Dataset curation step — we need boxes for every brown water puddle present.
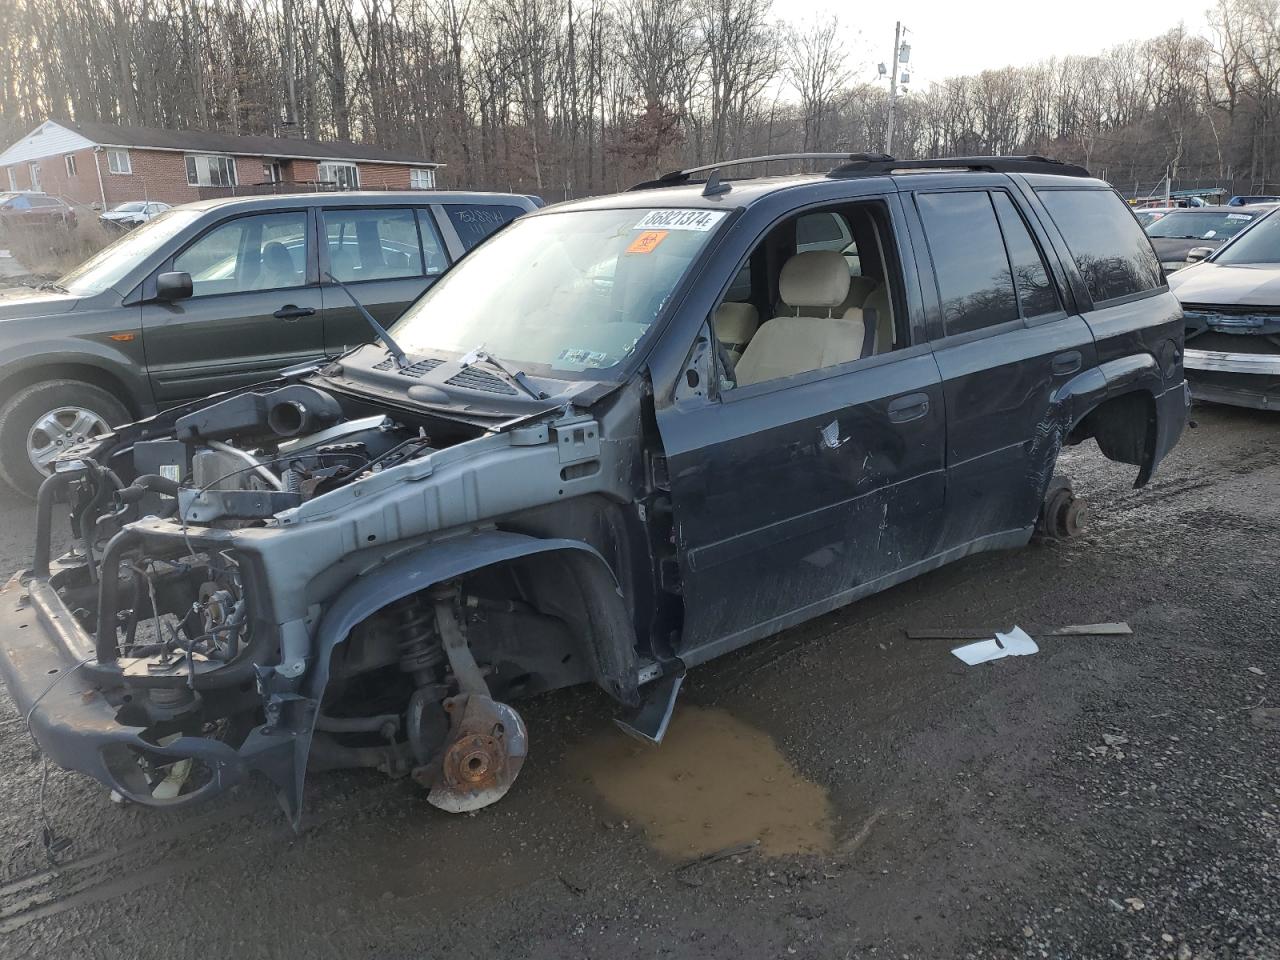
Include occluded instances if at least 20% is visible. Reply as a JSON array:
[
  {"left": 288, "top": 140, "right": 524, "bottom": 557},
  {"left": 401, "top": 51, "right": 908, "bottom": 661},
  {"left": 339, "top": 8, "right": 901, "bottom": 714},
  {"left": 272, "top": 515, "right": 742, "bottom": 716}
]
[{"left": 569, "top": 705, "right": 834, "bottom": 859}]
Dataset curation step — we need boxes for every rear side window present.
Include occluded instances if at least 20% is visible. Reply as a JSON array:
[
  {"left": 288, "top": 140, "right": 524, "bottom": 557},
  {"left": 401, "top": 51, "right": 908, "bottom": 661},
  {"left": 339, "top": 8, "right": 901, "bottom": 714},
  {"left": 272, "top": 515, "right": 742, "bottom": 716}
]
[
  {"left": 1037, "top": 189, "right": 1162, "bottom": 304},
  {"left": 917, "top": 191, "right": 1018, "bottom": 336},
  {"left": 323, "top": 207, "right": 425, "bottom": 283},
  {"left": 443, "top": 203, "right": 526, "bottom": 251},
  {"left": 991, "top": 192, "right": 1060, "bottom": 319}
]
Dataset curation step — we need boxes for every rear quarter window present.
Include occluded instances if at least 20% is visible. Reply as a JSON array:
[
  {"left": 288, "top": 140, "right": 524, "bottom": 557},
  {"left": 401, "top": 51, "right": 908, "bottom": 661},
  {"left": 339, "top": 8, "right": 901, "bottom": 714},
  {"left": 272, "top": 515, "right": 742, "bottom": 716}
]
[
  {"left": 1037, "top": 189, "right": 1163, "bottom": 304},
  {"left": 444, "top": 203, "right": 526, "bottom": 251}
]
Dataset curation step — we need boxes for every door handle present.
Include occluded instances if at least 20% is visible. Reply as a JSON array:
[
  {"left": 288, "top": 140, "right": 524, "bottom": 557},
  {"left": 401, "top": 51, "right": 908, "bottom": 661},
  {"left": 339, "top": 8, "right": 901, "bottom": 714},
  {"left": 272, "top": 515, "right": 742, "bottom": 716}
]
[
  {"left": 887, "top": 392, "right": 930, "bottom": 423},
  {"left": 1051, "top": 350, "right": 1082, "bottom": 376},
  {"left": 273, "top": 305, "right": 316, "bottom": 320}
]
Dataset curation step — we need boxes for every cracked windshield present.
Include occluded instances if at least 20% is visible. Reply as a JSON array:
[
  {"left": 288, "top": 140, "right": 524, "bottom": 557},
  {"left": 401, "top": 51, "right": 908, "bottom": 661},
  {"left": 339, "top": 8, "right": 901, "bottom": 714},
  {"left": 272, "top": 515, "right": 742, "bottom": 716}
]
[{"left": 390, "top": 207, "right": 727, "bottom": 374}]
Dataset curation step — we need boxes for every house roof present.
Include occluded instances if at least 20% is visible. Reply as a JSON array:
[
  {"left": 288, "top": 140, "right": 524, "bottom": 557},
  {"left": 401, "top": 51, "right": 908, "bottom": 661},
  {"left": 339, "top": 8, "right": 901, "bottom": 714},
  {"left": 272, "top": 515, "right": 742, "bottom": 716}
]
[{"left": 0, "top": 119, "right": 439, "bottom": 167}]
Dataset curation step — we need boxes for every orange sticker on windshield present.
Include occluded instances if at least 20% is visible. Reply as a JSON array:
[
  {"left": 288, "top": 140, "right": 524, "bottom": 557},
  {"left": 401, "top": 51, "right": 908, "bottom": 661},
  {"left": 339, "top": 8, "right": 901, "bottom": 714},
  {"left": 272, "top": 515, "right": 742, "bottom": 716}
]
[{"left": 626, "top": 230, "right": 668, "bottom": 255}]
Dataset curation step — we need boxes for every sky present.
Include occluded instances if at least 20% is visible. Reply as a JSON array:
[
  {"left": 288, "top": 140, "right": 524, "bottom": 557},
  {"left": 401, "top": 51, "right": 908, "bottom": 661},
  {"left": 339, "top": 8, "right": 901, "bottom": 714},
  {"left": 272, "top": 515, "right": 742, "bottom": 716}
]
[{"left": 787, "top": 0, "right": 1219, "bottom": 88}]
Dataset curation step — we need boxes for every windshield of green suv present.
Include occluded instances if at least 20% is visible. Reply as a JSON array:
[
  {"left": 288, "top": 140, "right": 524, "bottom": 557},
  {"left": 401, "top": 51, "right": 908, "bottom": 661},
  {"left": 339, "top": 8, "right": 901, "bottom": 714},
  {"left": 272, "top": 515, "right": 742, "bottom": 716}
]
[
  {"left": 1145, "top": 209, "right": 1257, "bottom": 240},
  {"left": 390, "top": 207, "right": 728, "bottom": 375},
  {"left": 1214, "top": 210, "right": 1280, "bottom": 264},
  {"left": 59, "top": 207, "right": 202, "bottom": 295}
]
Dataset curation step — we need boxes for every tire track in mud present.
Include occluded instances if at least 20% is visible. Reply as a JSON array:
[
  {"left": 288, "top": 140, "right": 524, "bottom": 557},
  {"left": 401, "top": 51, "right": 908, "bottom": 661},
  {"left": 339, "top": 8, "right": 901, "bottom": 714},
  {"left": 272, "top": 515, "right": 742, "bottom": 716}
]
[{"left": 0, "top": 779, "right": 413, "bottom": 934}]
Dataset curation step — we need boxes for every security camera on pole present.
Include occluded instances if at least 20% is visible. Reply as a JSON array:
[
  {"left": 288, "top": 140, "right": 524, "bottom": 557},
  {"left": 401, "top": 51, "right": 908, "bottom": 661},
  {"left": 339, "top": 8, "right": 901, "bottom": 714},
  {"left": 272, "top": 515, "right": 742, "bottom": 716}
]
[{"left": 878, "top": 22, "right": 911, "bottom": 155}]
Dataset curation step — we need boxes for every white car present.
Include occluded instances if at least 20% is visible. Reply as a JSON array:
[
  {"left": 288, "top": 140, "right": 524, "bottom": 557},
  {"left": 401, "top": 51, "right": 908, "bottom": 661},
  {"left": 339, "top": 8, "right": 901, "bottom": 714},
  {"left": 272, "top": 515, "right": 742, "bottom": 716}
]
[{"left": 99, "top": 201, "right": 170, "bottom": 228}]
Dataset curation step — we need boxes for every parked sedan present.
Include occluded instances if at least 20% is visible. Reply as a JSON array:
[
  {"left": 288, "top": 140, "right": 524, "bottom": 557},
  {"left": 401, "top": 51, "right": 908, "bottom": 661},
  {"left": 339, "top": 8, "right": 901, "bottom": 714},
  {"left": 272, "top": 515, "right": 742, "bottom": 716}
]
[
  {"left": 0, "top": 190, "right": 537, "bottom": 496},
  {"left": 0, "top": 192, "right": 77, "bottom": 231},
  {"left": 100, "top": 201, "right": 171, "bottom": 229},
  {"left": 1168, "top": 207, "right": 1280, "bottom": 410},
  {"left": 1145, "top": 208, "right": 1263, "bottom": 272}
]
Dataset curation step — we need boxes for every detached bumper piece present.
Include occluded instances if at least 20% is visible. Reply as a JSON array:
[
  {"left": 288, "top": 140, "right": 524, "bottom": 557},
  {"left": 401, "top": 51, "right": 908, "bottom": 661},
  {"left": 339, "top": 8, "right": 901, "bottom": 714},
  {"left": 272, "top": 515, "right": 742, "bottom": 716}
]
[
  {"left": 1184, "top": 348, "right": 1280, "bottom": 410},
  {"left": 0, "top": 574, "right": 295, "bottom": 811}
]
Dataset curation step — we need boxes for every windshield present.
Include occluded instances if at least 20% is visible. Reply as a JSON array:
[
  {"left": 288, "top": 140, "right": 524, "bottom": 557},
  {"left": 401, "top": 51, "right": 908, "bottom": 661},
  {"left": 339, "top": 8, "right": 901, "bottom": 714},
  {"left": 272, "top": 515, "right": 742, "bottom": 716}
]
[
  {"left": 59, "top": 208, "right": 202, "bottom": 295},
  {"left": 1146, "top": 209, "right": 1256, "bottom": 240},
  {"left": 1214, "top": 210, "right": 1280, "bottom": 265},
  {"left": 390, "top": 207, "right": 728, "bottom": 375},
  {"left": 113, "top": 202, "right": 147, "bottom": 213}
]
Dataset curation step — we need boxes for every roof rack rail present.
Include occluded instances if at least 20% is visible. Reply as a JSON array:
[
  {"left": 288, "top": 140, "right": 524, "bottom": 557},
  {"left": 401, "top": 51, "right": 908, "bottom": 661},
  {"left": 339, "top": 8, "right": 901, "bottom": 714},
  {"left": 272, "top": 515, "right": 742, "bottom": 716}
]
[
  {"left": 629, "top": 153, "right": 894, "bottom": 191},
  {"left": 826, "top": 154, "right": 1091, "bottom": 178}
]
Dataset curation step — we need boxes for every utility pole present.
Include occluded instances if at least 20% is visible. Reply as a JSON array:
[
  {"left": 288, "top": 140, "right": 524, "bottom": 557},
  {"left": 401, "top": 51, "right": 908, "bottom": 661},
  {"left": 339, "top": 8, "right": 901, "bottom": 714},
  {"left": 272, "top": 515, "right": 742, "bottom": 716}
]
[{"left": 886, "top": 20, "right": 902, "bottom": 155}]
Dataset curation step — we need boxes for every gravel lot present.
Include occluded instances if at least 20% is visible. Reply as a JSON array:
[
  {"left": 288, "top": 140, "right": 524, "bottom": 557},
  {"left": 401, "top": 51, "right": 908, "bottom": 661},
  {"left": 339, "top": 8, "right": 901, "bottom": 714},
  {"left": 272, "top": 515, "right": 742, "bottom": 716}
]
[{"left": 0, "top": 400, "right": 1276, "bottom": 959}]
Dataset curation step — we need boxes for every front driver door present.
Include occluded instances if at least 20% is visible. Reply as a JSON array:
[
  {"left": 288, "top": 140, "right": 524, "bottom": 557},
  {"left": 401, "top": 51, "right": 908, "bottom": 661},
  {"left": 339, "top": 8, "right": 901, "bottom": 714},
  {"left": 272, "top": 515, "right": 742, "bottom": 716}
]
[{"left": 141, "top": 209, "right": 326, "bottom": 404}]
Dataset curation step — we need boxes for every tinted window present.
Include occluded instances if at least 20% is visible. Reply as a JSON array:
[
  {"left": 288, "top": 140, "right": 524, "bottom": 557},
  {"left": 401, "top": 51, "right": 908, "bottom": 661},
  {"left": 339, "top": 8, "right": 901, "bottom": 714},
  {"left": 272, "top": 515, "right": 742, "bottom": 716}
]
[
  {"left": 918, "top": 191, "right": 1018, "bottom": 335},
  {"left": 444, "top": 203, "right": 525, "bottom": 251},
  {"left": 1037, "top": 189, "right": 1162, "bottom": 303},
  {"left": 324, "top": 208, "right": 425, "bottom": 283},
  {"left": 174, "top": 212, "right": 308, "bottom": 297},
  {"left": 992, "top": 192, "right": 1059, "bottom": 319}
]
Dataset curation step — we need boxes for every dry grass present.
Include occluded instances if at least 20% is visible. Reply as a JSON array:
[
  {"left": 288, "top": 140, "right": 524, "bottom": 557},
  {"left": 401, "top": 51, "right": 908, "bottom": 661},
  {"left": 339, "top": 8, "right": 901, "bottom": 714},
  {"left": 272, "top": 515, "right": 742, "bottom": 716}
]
[{"left": 1, "top": 217, "right": 116, "bottom": 278}]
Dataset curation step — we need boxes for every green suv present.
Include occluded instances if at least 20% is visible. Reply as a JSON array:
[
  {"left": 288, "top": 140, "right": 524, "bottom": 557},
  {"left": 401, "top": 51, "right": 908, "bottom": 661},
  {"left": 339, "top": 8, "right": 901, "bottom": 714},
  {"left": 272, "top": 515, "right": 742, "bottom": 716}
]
[{"left": 0, "top": 190, "right": 539, "bottom": 496}]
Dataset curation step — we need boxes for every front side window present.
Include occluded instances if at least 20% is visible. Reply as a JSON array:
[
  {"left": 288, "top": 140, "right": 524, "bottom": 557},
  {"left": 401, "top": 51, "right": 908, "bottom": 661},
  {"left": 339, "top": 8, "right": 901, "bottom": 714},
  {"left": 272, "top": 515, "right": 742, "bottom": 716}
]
[
  {"left": 107, "top": 150, "right": 131, "bottom": 175},
  {"left": 1037, "top": 188, "right": 1163, "bottom": 304},
  {"left": 323, "top": 207, "right": 426, "bottom": 282},
  {"left": 1214, "top": 210, "right": 1280, "bottom": 265},
  {"left": 185, "top": 154, "right": 237, "bottom": 187},
  {"left": 391, "top": 206, "right": 727, "bottom": 375},
  {"left": 318, "top": 161, "right": 359, "bottom": 190},
  {"left": 443, "top": 203, "right": 526, "bottom": 251},
  {"left": 917, "top": 191, "right": 1019, "bottom": 336},
  {"left": 173, "top": 211, "right": 308, "bottom": 296},
  {"left": 409, "top": 168, "right": 434, "bottom": 189}
]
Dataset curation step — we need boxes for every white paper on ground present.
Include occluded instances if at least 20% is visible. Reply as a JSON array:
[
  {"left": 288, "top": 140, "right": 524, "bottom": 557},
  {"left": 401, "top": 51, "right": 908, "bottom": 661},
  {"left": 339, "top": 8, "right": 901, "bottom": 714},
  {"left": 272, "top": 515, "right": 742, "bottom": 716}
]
[{"left": 951, "top": 626, "right": 1039, "bottom": 665}]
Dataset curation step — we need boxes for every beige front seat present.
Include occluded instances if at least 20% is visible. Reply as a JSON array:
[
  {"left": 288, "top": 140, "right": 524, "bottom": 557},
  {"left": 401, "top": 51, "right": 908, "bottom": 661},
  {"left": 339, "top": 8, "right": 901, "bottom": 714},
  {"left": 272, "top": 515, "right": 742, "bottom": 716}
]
[
  {"left": 862, "top": 283, "right": 894, "bottom": 354},
  {"left": 735, "top": 251, "right": 868, "bottom": 386},
  {"left": 713, "top": 302, "right": 759, "bottom": 363}
]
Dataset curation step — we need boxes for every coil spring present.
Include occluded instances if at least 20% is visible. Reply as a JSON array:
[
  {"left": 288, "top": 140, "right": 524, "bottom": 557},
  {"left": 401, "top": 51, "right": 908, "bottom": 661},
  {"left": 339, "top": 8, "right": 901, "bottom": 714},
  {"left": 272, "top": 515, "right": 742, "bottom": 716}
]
[{"left": 391, "top": 594, "right": 444, "bottom": 679}]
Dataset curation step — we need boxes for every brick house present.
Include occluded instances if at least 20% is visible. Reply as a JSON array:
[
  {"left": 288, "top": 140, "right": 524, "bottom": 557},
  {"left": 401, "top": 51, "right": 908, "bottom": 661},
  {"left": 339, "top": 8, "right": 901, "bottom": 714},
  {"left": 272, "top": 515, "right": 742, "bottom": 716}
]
[{"left": 0, "top": 119, "right": 441, "bottom": 211}]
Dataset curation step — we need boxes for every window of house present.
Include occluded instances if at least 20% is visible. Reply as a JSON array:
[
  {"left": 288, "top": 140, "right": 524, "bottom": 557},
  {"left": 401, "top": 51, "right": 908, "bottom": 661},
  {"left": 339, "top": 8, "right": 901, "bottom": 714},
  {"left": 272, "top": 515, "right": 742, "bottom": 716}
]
[
  {"left": 990, "top": 192, "right": 1060, "bottom": 320},
  {"left": 318, "top": 161, "right": 359, "bottom": 190},
  {"left": 173, "top": 211, "right": 308, "bottom": 296},
  {"left": 917, "top": 191, "right": 1020, "bottom": 336},
  {"left": 64, "top": 154, "right": 77, "bottom": 178},
  {"left": 1036, "top": 188, "right": 1163, "bottom": 303},
  {"left": 443, "top": 203, "right": 526, "bottom": 251},
  {"left": 409, "top": 168, "right": 434, "bottom": 190},
  {"left": 106, "top": 150, "right": 131, "bottom": 175},
  {"left": 323, "top": 207, "right": 431, "bottom": 282},
  {"left": 28, "top": 162, "right": 40, "bottom": 191},
  {"left": 6, "top": 167, "right": 15, "bottom": 191},
  {"left": 185, "top": 154, "right": 237, "bottom": 187},
  {"left": 262, "top": 161, "right": 284, "bottom": 184}
]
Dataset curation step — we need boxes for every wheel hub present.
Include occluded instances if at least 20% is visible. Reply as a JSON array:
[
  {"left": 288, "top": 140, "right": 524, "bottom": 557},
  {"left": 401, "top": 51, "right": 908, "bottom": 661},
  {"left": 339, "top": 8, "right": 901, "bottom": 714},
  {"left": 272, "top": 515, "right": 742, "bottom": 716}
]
[{"left": 26, "top": 406, "right": 108, "bottom": 474}]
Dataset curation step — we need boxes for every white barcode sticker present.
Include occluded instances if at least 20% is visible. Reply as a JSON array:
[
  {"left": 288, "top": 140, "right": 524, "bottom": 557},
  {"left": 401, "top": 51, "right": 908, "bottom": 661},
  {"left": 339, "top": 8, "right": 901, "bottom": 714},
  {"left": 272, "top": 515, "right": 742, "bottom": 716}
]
[{"left": 633, "top": 209, "right": 727, "bottom": 232}]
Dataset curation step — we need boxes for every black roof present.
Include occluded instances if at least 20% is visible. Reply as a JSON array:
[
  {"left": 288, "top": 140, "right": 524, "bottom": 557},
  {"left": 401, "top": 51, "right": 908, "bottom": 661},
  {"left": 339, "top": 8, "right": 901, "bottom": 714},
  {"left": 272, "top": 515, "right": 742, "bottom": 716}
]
[{"left": 57, "top": 119, "right": 438, "bottom": 167}]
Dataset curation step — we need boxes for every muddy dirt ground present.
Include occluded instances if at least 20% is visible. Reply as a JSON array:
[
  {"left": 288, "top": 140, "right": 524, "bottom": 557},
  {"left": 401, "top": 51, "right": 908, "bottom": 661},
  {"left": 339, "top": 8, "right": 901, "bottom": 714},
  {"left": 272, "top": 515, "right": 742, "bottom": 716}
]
[{"left": 0, "top": 401, "right": 1276, "bottom": 960}]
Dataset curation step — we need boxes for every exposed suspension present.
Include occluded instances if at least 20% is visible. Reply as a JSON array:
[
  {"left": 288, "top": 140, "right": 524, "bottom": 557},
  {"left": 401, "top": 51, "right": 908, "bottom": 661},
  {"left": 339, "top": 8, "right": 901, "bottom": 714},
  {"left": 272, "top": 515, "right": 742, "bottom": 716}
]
[{"left": 389, "top": 593, "right": 445, "bottom": 686}]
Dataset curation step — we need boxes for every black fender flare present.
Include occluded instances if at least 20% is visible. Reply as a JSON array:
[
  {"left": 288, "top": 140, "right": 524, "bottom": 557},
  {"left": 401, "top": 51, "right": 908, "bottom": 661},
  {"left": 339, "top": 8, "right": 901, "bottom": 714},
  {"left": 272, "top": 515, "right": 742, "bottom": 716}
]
[
  {"left": 1028, "top": 353, "right": 1165, "bottom": 500},
  {"left": 276, "top": 530, "right": 640, "bottom": 824}
]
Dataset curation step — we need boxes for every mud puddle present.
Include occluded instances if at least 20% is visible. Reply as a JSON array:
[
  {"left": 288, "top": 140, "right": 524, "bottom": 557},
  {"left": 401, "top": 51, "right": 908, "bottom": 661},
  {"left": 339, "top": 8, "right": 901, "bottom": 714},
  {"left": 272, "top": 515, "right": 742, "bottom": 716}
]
[{"left": 570, "top": 705, "right": 834, "bottom": 858}]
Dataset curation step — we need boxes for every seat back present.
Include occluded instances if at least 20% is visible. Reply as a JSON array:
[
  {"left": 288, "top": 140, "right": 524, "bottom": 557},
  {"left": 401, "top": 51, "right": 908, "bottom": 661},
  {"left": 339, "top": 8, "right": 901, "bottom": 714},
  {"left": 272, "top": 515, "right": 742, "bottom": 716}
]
[
  {"left": 777, "top": 250, "right": 851, "bottom": 318},
  {"left": 713, "top": 302, "right": 759, "bottom": 362},
  {"left": 863, "top": 283, "right": 894, "bottom": 353}
]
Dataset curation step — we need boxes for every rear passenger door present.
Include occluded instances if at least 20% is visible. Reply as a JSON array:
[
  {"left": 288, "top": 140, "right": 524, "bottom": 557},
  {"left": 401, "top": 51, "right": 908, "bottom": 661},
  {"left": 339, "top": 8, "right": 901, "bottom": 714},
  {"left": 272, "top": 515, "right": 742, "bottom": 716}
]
[
  {"left": 318, "top": 206, "right": 448, "bottom": 356},
  {"left": 910, "top": 186, "right": 1097, "bottom": 547}
]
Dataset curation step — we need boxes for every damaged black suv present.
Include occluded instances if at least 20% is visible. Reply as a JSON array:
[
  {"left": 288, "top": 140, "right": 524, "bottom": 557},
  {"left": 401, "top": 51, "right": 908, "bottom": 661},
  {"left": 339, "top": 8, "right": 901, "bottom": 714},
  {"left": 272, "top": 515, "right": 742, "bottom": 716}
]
[{"left": 0, "top": 154, "right": 1188, "bottom": 824}]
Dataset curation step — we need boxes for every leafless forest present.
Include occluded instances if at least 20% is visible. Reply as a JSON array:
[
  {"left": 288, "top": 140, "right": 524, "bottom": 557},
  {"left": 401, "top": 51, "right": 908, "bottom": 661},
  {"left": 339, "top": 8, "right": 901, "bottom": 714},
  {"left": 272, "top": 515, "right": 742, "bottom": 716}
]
[{"left": 0, "top": 0, "right": 1278, "bottom": 199}]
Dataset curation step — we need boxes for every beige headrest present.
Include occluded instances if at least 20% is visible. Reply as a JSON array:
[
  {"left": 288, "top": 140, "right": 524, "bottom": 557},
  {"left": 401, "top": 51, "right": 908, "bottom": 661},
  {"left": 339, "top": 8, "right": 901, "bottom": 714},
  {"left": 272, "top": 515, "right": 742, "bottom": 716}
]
[
  {"left": 714, "top": 301, "right": 759, "bottom": 345},
  {"left": 779, "top": 251, "right": 851, "bottom": 310}
]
